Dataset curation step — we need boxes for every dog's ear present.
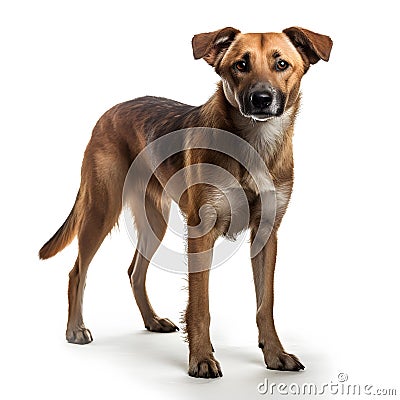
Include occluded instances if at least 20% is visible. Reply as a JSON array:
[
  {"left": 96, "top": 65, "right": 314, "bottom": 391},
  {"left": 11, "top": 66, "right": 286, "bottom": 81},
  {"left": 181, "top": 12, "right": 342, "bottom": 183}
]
[
  {"left": 283, "top": 27, "right": 332, "bottom": 71},
  {"left": 192, "top": 27, "right": 240, "bottom": 68}
]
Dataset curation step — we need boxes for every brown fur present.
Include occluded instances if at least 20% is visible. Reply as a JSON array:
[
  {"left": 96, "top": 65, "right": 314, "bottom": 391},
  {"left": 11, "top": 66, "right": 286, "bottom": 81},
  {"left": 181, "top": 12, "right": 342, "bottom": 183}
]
[{"left": 39, "top": 27, "right": 332, "bottom": 378}]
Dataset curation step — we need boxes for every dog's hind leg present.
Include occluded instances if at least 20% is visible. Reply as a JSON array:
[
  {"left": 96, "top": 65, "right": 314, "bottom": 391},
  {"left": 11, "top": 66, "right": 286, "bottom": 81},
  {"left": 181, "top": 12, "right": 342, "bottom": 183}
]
[
  {"left": 66, "top": 144, "right": 128, "bottom": 344},
  {"left": 127, "top": 187, "right": 178, "bottom": 332},
  {"left": 66, "top": 201, "right": 121, "bottom": 344}
]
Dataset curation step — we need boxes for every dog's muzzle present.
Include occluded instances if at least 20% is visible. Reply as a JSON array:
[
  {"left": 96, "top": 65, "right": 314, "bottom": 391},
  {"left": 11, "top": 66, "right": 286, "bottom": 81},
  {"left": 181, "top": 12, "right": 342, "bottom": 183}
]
[{"left": 242, "top": 84, "right": 285, "bottom": 121}]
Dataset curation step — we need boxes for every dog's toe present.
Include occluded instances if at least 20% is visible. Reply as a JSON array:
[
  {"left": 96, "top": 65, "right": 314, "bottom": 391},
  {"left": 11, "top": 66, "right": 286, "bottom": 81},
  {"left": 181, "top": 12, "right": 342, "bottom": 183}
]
[
  {"left": 264, "top": 350, "right": 304, "bottom": 371},
  {"left": 145, "top": 317, "right": 179, "bottom": 333},
  {"left": 66, "top": 327, "right": 93, "bottom": 344},
  {"left": 188, "top": 354, "right": 223, "bottom": 379}
]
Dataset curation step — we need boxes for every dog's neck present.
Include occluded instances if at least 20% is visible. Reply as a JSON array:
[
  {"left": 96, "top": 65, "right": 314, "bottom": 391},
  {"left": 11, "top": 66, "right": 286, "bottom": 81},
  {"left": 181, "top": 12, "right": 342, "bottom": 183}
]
[{"left": 201, "top": 82, "right": 297, "bottom": 161}]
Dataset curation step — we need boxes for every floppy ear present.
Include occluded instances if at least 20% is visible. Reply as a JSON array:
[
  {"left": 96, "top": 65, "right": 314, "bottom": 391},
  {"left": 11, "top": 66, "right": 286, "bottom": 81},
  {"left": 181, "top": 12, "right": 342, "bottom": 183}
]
[
  {"left": 192, "top": 27, "right": 241, "bottom": 68},
  {"left": 283, "top": 27, "right": 332, "bottom": 70}
]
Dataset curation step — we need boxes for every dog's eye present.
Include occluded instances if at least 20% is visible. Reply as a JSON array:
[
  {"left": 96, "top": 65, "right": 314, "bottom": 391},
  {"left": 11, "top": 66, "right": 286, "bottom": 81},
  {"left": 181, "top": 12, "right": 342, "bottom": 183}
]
[
  {"left": 234, "top": 60, "right": 248, "bottom": 72},
  {"left": 275, "top": 60, "right": 289, "bottom": 71}
]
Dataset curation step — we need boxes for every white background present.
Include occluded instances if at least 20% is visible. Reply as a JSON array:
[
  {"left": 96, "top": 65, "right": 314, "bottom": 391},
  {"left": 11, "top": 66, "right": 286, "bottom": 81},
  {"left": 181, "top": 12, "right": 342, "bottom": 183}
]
[{"left": 1, "top": 1, "right": 399, "bottom": 399}]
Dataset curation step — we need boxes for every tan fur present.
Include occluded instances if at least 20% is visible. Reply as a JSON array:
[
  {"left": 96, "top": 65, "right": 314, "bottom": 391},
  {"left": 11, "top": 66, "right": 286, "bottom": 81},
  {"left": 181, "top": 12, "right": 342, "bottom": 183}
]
[{"left": 39, "top": 27, "right": 332, "bottom": 377}]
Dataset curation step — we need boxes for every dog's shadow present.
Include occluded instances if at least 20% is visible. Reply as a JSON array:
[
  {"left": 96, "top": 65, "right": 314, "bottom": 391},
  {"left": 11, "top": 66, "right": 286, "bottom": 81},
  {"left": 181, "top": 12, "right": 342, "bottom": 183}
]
[
  {"left": 92, "top": 330, "right": 188, "bottom": 373},
  {"left": 76, "top": 329, "right": 332, "bottom": 400}
]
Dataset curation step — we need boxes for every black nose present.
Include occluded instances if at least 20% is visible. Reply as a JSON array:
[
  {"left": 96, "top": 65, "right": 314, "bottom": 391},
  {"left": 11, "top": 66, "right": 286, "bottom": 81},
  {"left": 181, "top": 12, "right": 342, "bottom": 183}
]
[{"left": 250, "top": 91, "right": 273, "bottom": 110}]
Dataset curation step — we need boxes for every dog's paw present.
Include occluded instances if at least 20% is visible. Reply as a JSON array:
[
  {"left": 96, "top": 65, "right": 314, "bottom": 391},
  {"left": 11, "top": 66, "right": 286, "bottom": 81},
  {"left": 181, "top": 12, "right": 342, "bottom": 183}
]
[
  {"left": 259, "top": 343, "right": 304, "bottom": 371},
  {"left": 145, "top": 317, "right": 179, "bottom": 333},
  {"left": 188, "top": 354, "right": 223, "bottom": 379},
  {"left": 261, "top": 346, "right": 304, "bottom": 371},
  {"left": 66, "top": 327, "right": 93, "bottom": 344}
]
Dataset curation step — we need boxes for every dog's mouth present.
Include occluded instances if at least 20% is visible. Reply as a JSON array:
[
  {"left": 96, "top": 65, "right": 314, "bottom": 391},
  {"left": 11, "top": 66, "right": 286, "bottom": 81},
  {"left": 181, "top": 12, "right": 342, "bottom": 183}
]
[
  {"left": 240, "top": 109, "right": 283, "bottom": 122},
  {"left": 247, "top": 112, "right": 276, "bottom": 122}
]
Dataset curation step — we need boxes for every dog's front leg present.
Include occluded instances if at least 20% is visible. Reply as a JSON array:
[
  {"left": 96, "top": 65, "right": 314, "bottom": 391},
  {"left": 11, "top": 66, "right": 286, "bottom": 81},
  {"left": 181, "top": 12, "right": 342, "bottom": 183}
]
[
  {"left": 251, "top": 230, "right": 305, "bottom": 371},
  {"left": 185, "top": 233, "right": 222, "bottom": 378}
]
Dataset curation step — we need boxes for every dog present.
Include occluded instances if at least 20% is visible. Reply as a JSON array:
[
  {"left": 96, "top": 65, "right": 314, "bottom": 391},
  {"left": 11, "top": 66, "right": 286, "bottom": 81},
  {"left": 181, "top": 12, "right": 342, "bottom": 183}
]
[{"left": 39, "top": 26, "right": 332, "bottom": 378}]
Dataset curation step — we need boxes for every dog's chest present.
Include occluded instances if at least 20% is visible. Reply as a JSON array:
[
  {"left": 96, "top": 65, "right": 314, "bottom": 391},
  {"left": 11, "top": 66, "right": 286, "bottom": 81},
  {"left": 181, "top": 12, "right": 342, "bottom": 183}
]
[
  {"left": 240, "top": 114, "right": 293, "bottom": 213},
  {"left": 248, "top": 117, "right": 287, "bottom": 161},
  {"left": 241, "top": 114, "right": 290, "bottom": 187}
]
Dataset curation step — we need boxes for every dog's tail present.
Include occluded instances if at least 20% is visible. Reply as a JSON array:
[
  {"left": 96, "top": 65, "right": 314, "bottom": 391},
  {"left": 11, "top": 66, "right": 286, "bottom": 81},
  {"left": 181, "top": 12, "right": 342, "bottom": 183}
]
[{"left": 39, "top": 190, "right": 82, "bottom": 260}]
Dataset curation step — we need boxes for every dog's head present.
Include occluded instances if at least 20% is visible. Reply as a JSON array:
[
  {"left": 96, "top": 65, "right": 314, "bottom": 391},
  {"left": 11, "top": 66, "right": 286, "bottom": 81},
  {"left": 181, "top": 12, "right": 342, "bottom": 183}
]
[{"left": 192, "top": 27, "right": 332, "bottom": 121}]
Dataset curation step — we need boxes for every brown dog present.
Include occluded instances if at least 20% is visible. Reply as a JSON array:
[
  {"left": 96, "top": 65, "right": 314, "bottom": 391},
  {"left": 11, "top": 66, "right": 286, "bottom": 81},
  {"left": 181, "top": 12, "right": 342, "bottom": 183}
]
[{"left": 39, "top": 26, "right": 332, "bottom": 378}]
